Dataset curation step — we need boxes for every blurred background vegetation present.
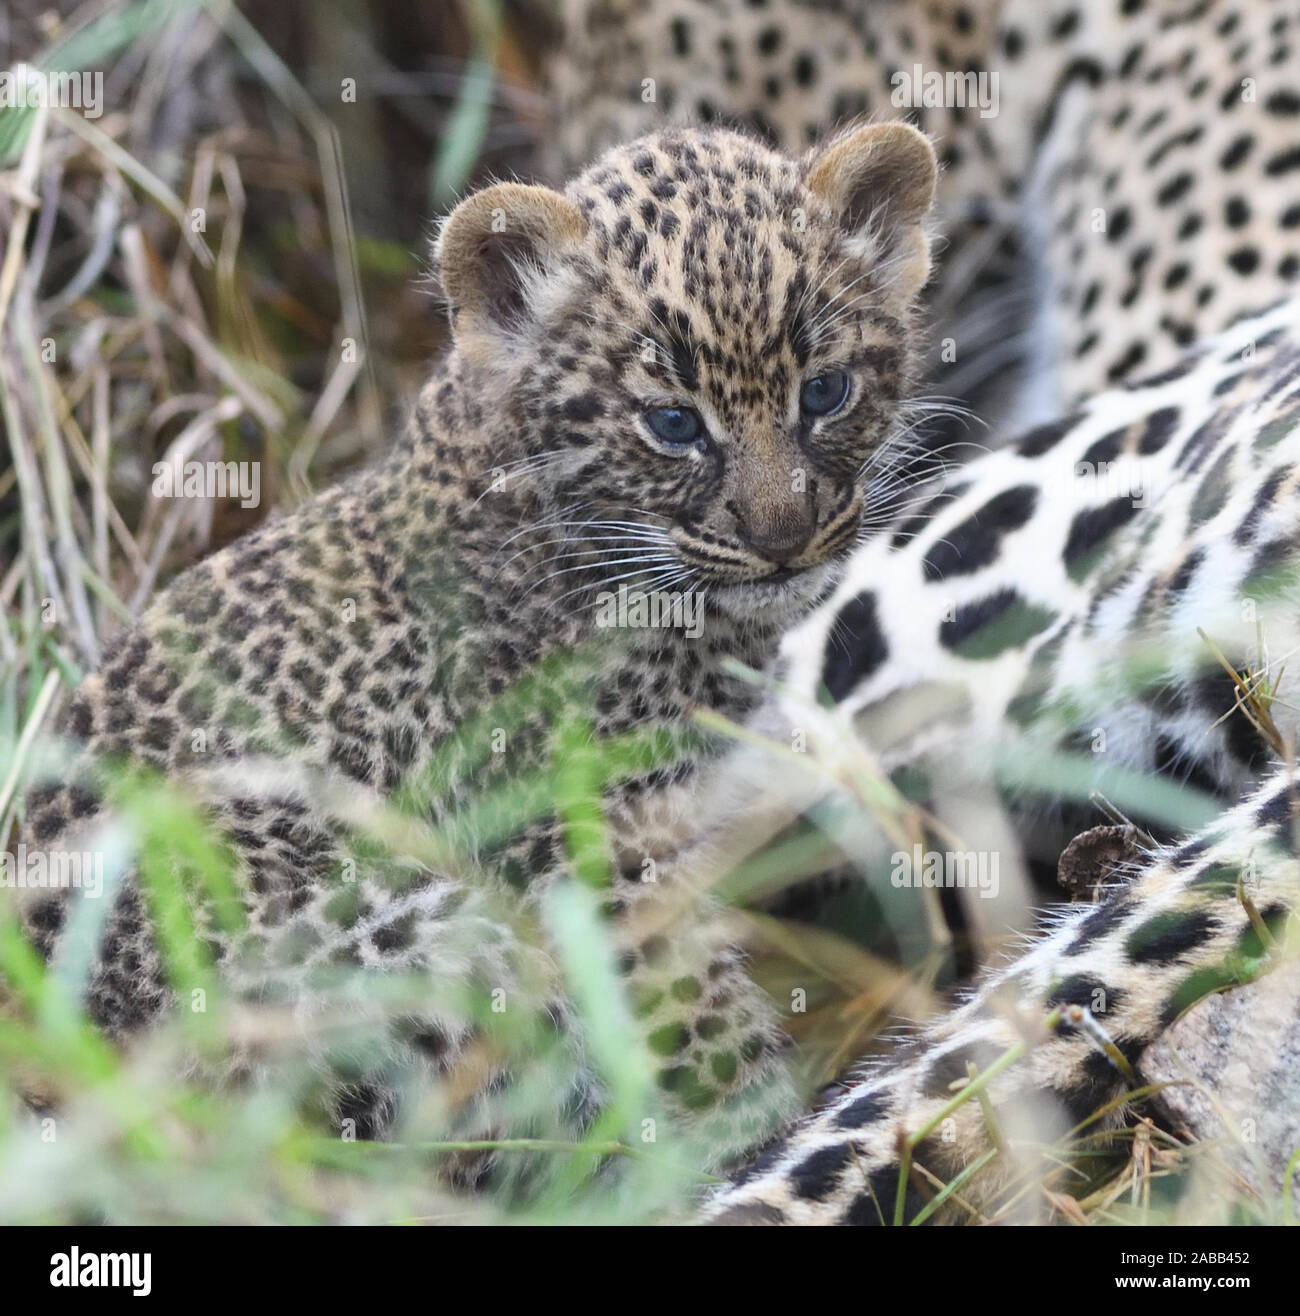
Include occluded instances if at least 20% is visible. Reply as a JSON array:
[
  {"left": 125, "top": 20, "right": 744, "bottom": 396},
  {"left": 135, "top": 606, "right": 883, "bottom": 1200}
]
[
  {"left": 0, "top": 0, "right": 550, "bottom": 678},
  {"left": 0, "top": 0, "right": 557, "bottom": 836}
]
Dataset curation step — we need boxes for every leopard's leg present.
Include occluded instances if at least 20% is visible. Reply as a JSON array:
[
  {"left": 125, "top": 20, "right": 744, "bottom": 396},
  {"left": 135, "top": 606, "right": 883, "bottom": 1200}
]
[
  {"left": 705, "top": 768, "right": 1300, "bottom": 1223},
  {"left": 26, "top": 765, "right": 794, "bottom": 1188},
  {"left": 22, "top": 771, "right": 575, "bottom": 1158},
  {"left": 606, "top": 869, "right": 799, "bottom": 1169}
]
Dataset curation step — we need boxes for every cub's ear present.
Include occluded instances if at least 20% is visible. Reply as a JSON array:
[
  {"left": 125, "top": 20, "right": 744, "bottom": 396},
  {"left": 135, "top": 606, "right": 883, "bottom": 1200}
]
[
  {"left": 806, "top": 122, "right": 938, "bottom": 299},
  {"left": 434, "top": 181, "right": 587, "bottom": 350}
]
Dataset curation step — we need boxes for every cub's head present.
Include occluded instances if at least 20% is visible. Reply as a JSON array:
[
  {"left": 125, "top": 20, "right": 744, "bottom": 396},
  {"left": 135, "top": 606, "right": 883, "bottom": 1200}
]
[{"left": 434, "top": 123, "right": 936, "bottom": 620}]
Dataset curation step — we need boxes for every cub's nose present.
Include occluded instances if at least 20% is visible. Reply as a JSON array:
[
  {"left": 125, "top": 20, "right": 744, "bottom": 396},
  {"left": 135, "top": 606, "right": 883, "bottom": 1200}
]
[{"left": 739, "top": 511, "right": 815, "bottom": 565}]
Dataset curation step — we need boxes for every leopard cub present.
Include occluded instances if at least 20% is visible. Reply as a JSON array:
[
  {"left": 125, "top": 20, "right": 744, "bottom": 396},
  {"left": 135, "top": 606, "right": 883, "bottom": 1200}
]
[{"left": 21, "top": 122, "right": 936, "bottom": 1162}]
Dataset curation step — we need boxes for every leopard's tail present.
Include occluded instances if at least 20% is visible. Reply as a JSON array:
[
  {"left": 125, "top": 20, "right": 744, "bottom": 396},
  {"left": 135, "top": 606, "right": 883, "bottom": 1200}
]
[{"left": 705, "top": 769, "right": 1300, "bottom": 1224}]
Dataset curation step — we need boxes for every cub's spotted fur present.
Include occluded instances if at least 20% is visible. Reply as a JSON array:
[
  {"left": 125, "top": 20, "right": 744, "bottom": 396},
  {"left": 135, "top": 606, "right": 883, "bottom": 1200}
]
[{"left": 20, "top": 123, "right": 938, "bottom": 1164}]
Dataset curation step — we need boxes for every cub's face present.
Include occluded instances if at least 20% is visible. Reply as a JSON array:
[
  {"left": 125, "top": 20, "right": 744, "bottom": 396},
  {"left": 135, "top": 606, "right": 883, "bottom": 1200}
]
[{"left": 436, "top": 124, "right": 936, "bottom": 620}]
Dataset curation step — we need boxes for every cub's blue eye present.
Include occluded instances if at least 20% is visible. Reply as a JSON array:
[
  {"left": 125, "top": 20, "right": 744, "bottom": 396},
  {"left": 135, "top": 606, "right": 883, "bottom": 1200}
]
[
  {"left": 800, "top": 369, "right": 851, "bottom": 417},
  {"left": 645, "top": 406, "right": 704, "bottom": 447}
]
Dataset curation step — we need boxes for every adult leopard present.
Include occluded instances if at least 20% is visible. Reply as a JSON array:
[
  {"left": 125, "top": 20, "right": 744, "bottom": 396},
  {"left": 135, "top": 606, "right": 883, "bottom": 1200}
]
[
  {"left": 545, "top": 0, "right": 1300, "bottom": 424},
  {"left": 706, "top": 292, "right": 1300, "bottom": 1221}
]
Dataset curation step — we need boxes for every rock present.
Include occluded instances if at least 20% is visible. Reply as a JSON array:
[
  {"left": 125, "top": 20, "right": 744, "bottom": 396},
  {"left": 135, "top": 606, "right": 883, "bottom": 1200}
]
[{"left": 1139, "top": 955, "right": 1300, "bottom": 1194}]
